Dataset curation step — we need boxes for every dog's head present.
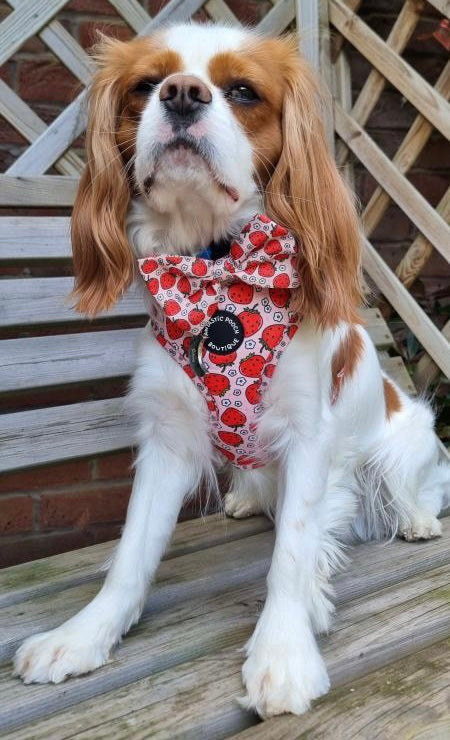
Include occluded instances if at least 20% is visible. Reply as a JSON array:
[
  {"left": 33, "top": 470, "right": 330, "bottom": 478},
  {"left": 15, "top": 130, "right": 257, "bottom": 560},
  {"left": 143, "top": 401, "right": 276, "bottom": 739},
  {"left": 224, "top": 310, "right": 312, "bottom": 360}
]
[{"left": 72, "top": 23, "right": 362, "bottom": 327}]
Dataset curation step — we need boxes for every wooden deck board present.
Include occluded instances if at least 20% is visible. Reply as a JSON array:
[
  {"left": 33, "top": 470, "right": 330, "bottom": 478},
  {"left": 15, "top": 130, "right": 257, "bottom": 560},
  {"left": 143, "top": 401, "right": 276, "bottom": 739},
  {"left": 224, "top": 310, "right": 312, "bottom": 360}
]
[
  {"left": 0, "top": 514, "right": 449, "bottom": 736},
  {"left": 233, "top": 639, "right": 450, "bottom": 739}
]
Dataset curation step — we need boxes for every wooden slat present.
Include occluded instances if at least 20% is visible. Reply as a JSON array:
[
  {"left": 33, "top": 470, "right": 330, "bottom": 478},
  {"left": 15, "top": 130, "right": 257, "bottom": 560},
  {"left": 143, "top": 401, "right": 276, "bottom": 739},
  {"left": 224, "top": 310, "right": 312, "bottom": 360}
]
[
  {"left": 257, "top": 0, "right": 296, "bottom": 34},
  {"left": 0, "top": 277, "right": 146, "bottom": 327},
  {"left": 329, "top": 0, "right": 450, "bottom": 139},
  {"left": 0, "top": 514, "right": 273, "bottom": 609},
  {"left": 0, "top": 217, "right": 71, "bottom": 259},
  {"left": 415, "top": 319, "right": 450, "bottom": 389},
  {"left": 394, "top": 188, "right": 450, "bottom": 289},
  {"left": 335, "top": 104, "right": 450, "bottom": 264},
  {"left": 139, "top": 0, "right": 205, "bottom": 34},
  {"left": 0, "top": 176, "right": 78, "bottom": 206},
  {"left": 108, "top": 0, "right": 151, "bottom": 32},
  {"left": 362, "top": 307, "right": 395, "bottom": 350},
  {"left": 0, "top": 329, "right": 141, "bottom": 392},
  {"left": 234, "top": 639, "right": 450, "bottom": 739},
  {"left": 0, "top": 80, "right": 84, "bottom": 176},
  {"left": 205, "top": 0, "right": 239, "bottom": 23},
  {"left": 378, "top": 355, "right": 417, "bottom": 396},
  {"left": 0, "top": 0, "right": 68, "bottom": 67},
  {"left": 6, "top": 0, "right": 93, "bottom": 84},
  {"left": 363, "top": 62, "right": 450, "bottom": 237},
  {"left": 39, "top": 19, "right": 93, "bottom": 84},
  {"left": 363, "top": 238, "right": 450, "bottom": 380},
  {"left": 0, "top": 398, "right": 134, "bottom": 473},
  {"left": 296, "top": 0, "right": 319, "bottom": 68},
  {"left": 0, "top": 523, "right": 448, "bottom": 734},
  {"left": 425, "top": 0, "right": 450, "bottom": 15},
  {"left": 336, "top": 0, "right": 424, "bottom": 168},
  {"left": 7, "top": 91, "right": 88, "bottom": 177},
  {"left": 1, "top": 517, "right": 447, "bottom": 633}
]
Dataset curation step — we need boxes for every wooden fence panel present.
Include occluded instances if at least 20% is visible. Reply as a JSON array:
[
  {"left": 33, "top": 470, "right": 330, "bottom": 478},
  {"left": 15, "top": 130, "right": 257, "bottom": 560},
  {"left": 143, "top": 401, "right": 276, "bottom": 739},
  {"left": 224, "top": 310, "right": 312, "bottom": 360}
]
[{"left": 329, "top": 0, "right": 450, "bottom": 389}]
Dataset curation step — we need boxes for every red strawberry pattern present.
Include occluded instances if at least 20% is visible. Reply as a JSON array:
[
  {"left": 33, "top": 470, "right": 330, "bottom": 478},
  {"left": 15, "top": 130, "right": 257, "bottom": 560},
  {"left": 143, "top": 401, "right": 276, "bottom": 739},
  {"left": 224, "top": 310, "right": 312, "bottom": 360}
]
[
  {"left": 209, "top": 351, "right": 237, "bottom": 372},
  {"left": 218, "top": 430, "right": 243, "bottom": 447},
  {"left": 160, "top": 273, "right": 176, "bottom": 289},
  {"left": 260, "top": 324, "right": 284, "bottom": 351},
  {"left": 269, "top": 287, "right": 290, "bottom": 308},
  {"left": 238, "top": 307, "right": 263, "bottom": 337},
  {"left": 164, "top": 299, "right": 181, "bottom": 317},
  {"left": 188, "top": 308, "right": 206, "bottom": 325},
  {"left": 228, "top": 283, "right": 254, "bottom": 304},
  {"left": 137, "top": 214, "right": 301, "bottom": 470},
  {"left": 142, "top": 258, "right": 158, "bottom": 273},
  {"left": 221, "top": 408, "right": 246, "bottom": 429}
]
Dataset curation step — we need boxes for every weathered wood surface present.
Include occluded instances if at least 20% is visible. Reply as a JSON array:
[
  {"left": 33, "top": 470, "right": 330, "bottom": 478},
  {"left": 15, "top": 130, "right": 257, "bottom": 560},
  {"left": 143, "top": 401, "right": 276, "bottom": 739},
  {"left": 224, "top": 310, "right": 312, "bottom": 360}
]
[
  {"left": 363, "top": 238, "right": 450, "bottom": 380},
  {"left": 0, "top": 329, "right": 142, "bottom": 392},
  {"left": 0, "top": 398, "right": 135, "bottom": 473},
  {"left": 0, "top": 513, "right": 448, "bottom": 737},
  {"left": 234, "top": 639, "right": 450, "bottom": 739},
  {"left": 0, "top": 216, "right": 71, "bottom": 259},
  {"left": 329, "top": 0, "right": 450, "bottom": 139},
  {"left": 335, "top": 104, "right": 450, "bottom": 265},
  {"left": 0, "top": 277, "right": 147, "bottom": 327},
  {"left": 0, "top": 0, "right": 69, "bottom": 68},
  {"left": 335, "top": 0, "right": 423, "bottom": 169}
]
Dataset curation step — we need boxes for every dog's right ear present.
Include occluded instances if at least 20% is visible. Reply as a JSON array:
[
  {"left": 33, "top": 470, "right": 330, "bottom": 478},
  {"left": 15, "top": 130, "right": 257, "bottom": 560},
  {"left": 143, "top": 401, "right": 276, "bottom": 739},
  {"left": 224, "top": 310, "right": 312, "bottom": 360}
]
[{"left": 71, "top": 39, "right": 134, "bottom": 316}]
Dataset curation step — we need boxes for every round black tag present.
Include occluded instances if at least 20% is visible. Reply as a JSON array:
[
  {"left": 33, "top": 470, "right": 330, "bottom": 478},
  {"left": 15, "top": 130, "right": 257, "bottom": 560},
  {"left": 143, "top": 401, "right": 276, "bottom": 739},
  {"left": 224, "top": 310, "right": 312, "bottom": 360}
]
[{"left": 203, "top": 310, "right": 244, "bottom": 355}]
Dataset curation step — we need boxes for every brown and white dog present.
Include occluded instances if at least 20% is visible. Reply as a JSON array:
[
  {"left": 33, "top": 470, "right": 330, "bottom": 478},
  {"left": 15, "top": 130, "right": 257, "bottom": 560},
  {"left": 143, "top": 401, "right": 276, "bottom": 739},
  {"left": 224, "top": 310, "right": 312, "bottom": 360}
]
[{"left": 14, "top": 23, "right": 448, "bottom": 717}]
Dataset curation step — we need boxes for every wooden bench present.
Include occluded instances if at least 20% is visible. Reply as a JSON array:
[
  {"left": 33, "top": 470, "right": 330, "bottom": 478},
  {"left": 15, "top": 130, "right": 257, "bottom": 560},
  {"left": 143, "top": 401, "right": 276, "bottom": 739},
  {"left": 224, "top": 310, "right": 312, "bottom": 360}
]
[
  {"left": 0, "top": 511, "right": 449, "bottom": 737},
  {"left": 0, "top": 211, "right": 418, "bottom": 474}
]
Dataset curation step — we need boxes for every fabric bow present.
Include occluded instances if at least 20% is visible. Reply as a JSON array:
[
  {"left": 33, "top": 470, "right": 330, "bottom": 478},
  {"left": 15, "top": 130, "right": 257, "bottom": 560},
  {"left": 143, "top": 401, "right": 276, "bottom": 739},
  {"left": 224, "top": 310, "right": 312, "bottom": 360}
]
[{"left": 137, "top": 214, "right": 300, "bottom": 335}]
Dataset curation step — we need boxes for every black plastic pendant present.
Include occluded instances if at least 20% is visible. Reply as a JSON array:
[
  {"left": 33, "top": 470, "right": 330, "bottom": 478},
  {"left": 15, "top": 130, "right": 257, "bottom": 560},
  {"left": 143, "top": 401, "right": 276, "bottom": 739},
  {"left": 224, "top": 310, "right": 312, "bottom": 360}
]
[{"left": 203, "top": 310, "right": 244, "bottom": 355}]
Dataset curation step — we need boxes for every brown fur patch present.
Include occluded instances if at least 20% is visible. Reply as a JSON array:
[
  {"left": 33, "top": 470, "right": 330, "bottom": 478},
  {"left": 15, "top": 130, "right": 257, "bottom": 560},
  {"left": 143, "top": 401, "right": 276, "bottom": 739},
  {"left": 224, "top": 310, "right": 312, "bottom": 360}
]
[
  {"left": 208, "top": 45, "right": 286, "bottom": 185},
  {"left": 331, "top": 327, "right": 364, "bottom": 404},
  {"left": 383, "top": 377, "right": 402, "bottom": 419},
  {"left": 71, "top": 36, "right": 182, "bottom": 316}
]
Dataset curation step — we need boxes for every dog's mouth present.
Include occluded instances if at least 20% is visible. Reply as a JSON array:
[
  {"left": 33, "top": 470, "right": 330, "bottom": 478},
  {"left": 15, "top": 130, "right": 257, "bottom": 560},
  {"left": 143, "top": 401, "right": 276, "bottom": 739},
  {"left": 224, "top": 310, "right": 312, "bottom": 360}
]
[{"left": 142, "top": 138, "right": 239, "bottom": 202}]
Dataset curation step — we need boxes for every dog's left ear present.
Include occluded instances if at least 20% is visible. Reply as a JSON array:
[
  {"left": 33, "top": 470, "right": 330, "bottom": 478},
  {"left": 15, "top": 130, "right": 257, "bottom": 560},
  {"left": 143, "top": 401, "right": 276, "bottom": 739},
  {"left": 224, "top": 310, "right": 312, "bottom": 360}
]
[
  {"left": 266, "top": 44, "right": 362, "bottom": 329},
  {"left": 71, "top": 37, "right": 134, "bottom": 317}
]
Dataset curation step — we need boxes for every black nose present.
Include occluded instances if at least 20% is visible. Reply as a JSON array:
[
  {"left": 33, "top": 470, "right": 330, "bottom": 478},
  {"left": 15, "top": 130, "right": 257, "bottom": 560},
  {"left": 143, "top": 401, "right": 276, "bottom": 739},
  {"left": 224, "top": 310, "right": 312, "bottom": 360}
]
[{"left": 159, "top": 74, "right": 212, "bottom": 116}]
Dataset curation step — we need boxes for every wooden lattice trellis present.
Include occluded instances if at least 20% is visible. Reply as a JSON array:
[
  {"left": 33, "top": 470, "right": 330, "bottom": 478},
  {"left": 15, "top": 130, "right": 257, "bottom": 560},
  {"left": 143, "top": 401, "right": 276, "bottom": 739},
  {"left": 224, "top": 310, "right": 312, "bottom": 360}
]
[
  {"left": 0, "top": 0, "right": 449, "bottom": 472},
  {"left": 329, "top": 0, "right": 450, "bottom": 389}
]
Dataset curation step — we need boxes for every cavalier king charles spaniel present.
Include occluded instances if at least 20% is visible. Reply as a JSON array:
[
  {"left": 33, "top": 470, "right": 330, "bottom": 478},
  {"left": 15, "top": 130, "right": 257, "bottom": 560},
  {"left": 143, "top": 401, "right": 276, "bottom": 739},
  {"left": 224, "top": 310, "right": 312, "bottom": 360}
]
[{"left": 14, "top": 22, "right": 449, "bottom": 718}]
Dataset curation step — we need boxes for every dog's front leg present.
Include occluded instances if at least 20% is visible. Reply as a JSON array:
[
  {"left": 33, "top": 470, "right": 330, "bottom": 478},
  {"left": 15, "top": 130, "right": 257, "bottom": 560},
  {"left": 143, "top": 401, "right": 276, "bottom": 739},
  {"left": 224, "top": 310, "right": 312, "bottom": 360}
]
[
  {"left": 241, "top": 434, "right": 332, "bottom": 717},
  {"left": 14, "top": 342, "right": 210, "bottom": 684}
]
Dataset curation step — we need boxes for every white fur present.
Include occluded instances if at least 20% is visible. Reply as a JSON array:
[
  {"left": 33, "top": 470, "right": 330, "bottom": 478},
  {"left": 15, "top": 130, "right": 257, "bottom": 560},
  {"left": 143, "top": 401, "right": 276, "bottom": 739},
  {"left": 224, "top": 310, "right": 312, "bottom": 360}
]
[{"left": 14, "top": 22, "right": 449, "bottom": 719}]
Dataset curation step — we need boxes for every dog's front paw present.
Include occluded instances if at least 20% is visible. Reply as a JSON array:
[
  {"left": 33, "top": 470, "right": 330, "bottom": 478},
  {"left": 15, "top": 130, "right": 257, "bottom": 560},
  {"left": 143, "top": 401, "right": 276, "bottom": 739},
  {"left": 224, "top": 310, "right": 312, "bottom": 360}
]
[
  {"left": 240, "top": 627, "right": 330, "bottom": 717},
  {"left": 13, "top": 625, "right": 112, "bottom": 684},
  {"left": 399, "top": 512, "right": 442, "bottom": 541}
]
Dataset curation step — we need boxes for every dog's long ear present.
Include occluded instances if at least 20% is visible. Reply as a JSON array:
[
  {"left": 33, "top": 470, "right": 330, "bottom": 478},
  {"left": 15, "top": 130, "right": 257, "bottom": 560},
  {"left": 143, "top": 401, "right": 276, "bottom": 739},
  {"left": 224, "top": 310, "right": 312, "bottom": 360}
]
[
  {"left": 266, "top": 47, "right": 362, "bottom": 328},
  {"left": 71, "top": 39, "right": 133, "bottom": 316}
]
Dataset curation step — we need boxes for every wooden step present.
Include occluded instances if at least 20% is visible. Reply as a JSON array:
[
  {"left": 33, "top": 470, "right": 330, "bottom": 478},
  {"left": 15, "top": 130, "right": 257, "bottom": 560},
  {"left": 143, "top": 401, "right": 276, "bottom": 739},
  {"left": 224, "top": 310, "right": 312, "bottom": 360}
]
[{"left": 0, "top": 515, "right": 449, "bottom": 734}]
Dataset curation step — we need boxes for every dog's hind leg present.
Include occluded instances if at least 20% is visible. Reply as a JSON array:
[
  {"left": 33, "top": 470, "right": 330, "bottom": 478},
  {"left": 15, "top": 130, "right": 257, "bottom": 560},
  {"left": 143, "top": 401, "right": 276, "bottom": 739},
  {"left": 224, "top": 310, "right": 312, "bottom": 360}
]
[
  {"left": 224, "top": 464, "right": 277, "bottom": 519},
  {"left": 367, "top": 384, "right": 448, "bottom": 542}
]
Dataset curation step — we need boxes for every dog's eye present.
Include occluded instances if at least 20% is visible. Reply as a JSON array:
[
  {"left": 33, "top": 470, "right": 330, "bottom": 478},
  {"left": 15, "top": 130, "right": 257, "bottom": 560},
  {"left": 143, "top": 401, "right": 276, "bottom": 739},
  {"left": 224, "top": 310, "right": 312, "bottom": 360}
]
[
  {"left": 225, "top": 83, "right": 260, "bottom": 104},
  {"left": 132, "top": 78, "right": 161, "bottom": 95}
]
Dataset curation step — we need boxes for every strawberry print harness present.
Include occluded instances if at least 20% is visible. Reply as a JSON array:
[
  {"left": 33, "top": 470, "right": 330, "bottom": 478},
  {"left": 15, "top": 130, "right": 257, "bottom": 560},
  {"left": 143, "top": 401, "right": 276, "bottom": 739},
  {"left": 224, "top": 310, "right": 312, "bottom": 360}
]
[{"left": 137, "top": 214, "right": 300, "bottom": 469}]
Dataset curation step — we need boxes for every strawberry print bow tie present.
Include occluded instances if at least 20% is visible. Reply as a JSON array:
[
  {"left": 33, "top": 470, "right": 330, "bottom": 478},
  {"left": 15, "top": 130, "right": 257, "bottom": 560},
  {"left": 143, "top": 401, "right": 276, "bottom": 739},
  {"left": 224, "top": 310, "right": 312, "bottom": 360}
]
[{"left": 137, "top": 213, "right": 300, "bottom": 338}]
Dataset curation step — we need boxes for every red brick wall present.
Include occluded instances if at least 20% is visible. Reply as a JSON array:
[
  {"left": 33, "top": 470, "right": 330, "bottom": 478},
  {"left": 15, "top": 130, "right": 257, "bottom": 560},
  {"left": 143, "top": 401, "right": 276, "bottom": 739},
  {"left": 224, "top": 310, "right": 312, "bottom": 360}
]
[
  {"left": 0, "top": 452, "right": 132, "bottom": 567},
  {"left": 0, "top": 0, "right": 448, "bottom": 566}
]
